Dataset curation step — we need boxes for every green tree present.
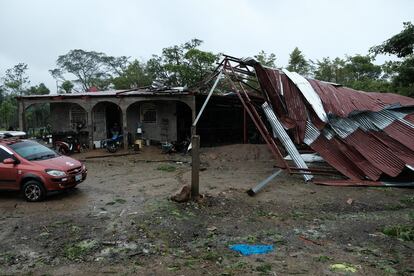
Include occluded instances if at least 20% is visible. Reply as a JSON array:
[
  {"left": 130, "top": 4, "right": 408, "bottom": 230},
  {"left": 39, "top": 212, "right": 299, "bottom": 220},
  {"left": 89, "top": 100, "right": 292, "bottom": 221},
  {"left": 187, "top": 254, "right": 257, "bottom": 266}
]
[
  {"left": 112, "top": 60, "right": 153, "bottom": 89},
  {"left": 343, "top": 55, "right": 381, "bottom": 83},
  {"left": 2, "top": 63, "right": 30, "bottom": 95},
  {"left": 50, "top": 49, "right": 129, "bottom": 91},
  {"left": 0, "top": 98, "right": 17, "bottom": 129},
  {"left": 313, "top": 57, "right": 336, "bottom": 82},
  {"left": 287, "top": 47, "right": 311, "bottom": 75},
  {"left": 60, "top": 80, "right": 74, "bottom": 93},
  {"left": 25, "top": 103, "right": 50, "bottom": 131},
  {"left": 371, "top": 22, "right": 414, "bottom": 58},
  {"left": 371, "top": 22, "right": 414, "bottom": 96},
  {"left": 254, "top": 50, "right": 277, "bottom": 68},
  {"left": 101, "top": 55, "right": 130, "bottom": 76},
  {"left": 26, "top": 83, "right": 50, "bottom": 95},
  {"left": 147, "top": 39, "right": 219, "bottom": 88}
]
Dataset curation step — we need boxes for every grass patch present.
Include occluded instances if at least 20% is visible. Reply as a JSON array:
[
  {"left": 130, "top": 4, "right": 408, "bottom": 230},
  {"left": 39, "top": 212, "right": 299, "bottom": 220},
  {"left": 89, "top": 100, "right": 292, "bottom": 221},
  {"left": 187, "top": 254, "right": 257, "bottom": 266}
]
[
  {"left": 156, "top": 164, "right": 176, "bottom": 172},
  {"left": 400, "top": 196, "right": 414, "bottom": 205},
  {"left": 64, "top": 239, "right": 98, "bottom": 260},
  {"left": 256, "top": 263, "right": 272, "bottom": 273},
  {"left": 167, "top": 264, "right": 181, "bottom": 271},
  {"left": 200, "top": 251, "right": 221, "bottom": 263},
  {"left": 382, "top": 225, "right": 414, "bottom": 241},
  {"left": 115, "top": 198, "right": 126, "bottom": 204},
  {"left": 0, "top": 253, "right": 16, "bottom": 265},
  {"left": 316, "top": 255, "right": 333, "bottom": 262}
]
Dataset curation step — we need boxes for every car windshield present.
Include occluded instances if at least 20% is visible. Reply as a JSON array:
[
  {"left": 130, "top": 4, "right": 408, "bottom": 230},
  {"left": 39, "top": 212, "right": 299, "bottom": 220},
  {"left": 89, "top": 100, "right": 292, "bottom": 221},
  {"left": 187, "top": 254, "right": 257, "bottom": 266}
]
[{"left": 9, "top": 140, "right": 59, "bottom": 161}]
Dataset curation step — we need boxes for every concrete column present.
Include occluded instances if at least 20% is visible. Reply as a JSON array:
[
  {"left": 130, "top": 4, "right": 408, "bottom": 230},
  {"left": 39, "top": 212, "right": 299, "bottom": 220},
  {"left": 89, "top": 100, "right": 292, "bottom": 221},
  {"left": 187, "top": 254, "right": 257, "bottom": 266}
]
[
  {"left": 87, "top": 107, "right": 94, "bottom": 149},
  {"left": 18, "top": 100, "right": 26, "bottom": 131},
  {"left": 122, "top": 107, "right": 128, "bottom": 149}
]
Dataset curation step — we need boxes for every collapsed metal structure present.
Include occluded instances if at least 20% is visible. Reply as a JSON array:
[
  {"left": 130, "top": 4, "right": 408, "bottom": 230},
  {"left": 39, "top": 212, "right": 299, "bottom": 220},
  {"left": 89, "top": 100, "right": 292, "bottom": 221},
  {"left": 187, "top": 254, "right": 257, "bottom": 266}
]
[{"left": 214, "top": 55, "right": 414, "bottom": 187}]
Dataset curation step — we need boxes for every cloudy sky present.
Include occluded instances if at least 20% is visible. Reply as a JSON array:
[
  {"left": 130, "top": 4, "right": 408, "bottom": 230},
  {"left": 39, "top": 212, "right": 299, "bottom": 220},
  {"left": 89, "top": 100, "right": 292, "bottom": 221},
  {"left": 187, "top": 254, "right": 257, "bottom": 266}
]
[{"left": 0, "top": 0, "right": 413, "bottom": 92}]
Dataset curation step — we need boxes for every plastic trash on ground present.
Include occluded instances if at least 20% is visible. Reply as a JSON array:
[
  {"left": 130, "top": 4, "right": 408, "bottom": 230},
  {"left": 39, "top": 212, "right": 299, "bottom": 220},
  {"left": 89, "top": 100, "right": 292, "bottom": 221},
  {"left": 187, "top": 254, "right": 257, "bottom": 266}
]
[{"left": 229, "top": 244, "right": 274, "bottom": 256}]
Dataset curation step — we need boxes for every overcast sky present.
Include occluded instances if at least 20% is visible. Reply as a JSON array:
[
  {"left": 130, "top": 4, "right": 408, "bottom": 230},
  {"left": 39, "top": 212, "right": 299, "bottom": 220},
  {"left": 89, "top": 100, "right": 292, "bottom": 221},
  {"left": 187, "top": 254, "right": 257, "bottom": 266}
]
[{"left": 0, "top": 0, "right": 413, "bottom": 92}]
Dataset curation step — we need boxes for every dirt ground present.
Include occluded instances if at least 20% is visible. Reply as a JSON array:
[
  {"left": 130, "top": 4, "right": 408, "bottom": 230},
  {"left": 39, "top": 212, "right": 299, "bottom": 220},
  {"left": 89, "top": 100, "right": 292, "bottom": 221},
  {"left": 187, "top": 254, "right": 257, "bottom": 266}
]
[{"left": 0, "top": 144, "right": 413, "bottom": 275}]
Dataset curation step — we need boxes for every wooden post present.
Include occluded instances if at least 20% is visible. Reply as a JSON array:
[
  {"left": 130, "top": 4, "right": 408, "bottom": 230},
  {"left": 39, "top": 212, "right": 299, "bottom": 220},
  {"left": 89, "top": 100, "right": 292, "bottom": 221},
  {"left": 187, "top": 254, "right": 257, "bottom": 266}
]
[
  {"left": 243, "top": 109, "right": 247, "bottom": 144},
  {"left": 191, "top": 135, "right": 200, "bottom": 199}
]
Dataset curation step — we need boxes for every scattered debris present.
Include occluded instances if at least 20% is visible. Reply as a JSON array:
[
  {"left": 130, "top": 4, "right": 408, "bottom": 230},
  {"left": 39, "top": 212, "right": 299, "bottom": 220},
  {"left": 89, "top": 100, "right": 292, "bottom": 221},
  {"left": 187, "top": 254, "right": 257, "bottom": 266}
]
[
  {"left": 347, "top": 198, "right": 354, "bottom": 205},
  {"left": 284, "top": 153, "right": 324, "bottom": 163},
  {"left": 247, "top": 170, "right": 283, "bottom": 196},
  {"left": 229, "top": 244, "right": 274, "bottom": 256},
  {"left": 206, "top": 226, "right": 217, "bottom": 232},
  {"left": 171, "top": 185, "right": 191, "bottom": 203}
]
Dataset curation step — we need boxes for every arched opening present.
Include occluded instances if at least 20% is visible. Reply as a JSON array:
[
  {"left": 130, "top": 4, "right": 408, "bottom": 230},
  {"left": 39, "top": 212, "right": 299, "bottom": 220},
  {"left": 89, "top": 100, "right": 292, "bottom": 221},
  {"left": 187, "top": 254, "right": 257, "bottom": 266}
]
[
  {"left": 23, "top": 103, "right": 51, "bottom": 138},
  {"left": 48, "top": 102, "right": 89, "bottom": 146},
  {"left": 92, "top": 101, "right": 122, "bottom": 142},
  {"left": 125, "top": 100, "right": 192, "bottom": 146}
]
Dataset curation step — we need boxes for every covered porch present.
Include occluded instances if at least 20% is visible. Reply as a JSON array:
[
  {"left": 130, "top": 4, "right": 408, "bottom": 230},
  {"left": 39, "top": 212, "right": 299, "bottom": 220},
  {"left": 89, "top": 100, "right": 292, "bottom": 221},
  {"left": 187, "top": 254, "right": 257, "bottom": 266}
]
[{"left": 17, "top": 90, "right": 196, "bottom": 149}]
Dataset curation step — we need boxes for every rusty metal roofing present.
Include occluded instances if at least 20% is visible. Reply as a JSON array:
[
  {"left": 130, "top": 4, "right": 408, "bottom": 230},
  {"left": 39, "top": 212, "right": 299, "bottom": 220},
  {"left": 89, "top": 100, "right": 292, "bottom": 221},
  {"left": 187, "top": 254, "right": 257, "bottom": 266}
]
[{"left": 253, "top": 63, "right": 414, "bottom": 183}]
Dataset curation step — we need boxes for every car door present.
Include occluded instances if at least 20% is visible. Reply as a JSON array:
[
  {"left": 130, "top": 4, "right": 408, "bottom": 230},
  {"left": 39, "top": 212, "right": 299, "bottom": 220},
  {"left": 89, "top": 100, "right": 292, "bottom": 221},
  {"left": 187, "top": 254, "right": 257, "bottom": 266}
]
[{"left": 0, "top": 145, "right": 18, "bottom": 190}]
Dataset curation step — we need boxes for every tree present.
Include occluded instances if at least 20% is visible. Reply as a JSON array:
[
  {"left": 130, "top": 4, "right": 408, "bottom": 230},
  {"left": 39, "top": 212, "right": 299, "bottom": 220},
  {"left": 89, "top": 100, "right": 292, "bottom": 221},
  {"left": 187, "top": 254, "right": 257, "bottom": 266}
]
[
  {"left": 0, "top": 98, "right": 17, "bottom": 129},
  {"left": 112, "top": 60, "right": 153, "bottom": 89},
  {"left": 61, "top": 80, "right": 74, "bottom": 94},
  {"left": 313, "top": 57, "right": 336, "bottom": 82},
  {"left": 26, "top": 83, "right": 50, "bottom": 95},
  {"left": 287, "top": 47, "right": 310, "bottom": 75},
  {"left": 50, "top": 49, "right": 128, "bottom": 91},
  {"left": 343, "top": 55, "right": 381, "bottom": 82},
  {"left": 101, "top": 55, "right": 130, "bottom": 76},
  {"left": 371, "top": 22, "right": 414, "bottom": 58},
  {"left": 370, "top": 22, "right": 414, "bottom": 96},
  {"left": 312, "top": 55, "right": 392, "bottom": 92},
  {"left": 147, "top": 39, "right": 219, "bottom": 88},
  {"left": 2, "top": 63, "right": 30, "bottom": 95},
  {"left": 254, "top": 50, "right": 277, "bottom": 68}
]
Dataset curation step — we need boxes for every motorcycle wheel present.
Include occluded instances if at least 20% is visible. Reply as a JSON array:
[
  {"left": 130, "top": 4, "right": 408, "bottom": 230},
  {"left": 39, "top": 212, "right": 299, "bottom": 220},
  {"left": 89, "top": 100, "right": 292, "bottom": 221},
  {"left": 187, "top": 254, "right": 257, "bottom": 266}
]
[
  {"left": 57, "top": 146, "right": 68, "bottom": 155},
  {"left": 107, "top": 144, "right": 117, "bottom": 153}
]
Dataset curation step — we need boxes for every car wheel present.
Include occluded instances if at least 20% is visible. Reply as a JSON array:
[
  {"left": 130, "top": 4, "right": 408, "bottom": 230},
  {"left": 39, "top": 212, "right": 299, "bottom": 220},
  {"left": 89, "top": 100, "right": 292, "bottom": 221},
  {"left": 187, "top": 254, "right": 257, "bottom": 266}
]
[{"left": 23, "top": 180, "right": 46, "bottom": 202}]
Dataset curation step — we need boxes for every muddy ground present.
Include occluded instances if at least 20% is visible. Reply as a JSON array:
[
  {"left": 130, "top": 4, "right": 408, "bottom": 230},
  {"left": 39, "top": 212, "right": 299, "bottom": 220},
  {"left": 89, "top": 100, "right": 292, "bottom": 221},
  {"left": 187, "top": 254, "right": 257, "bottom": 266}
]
[{"left": 0, "top": 144, "right": 413, "bottom": 275}]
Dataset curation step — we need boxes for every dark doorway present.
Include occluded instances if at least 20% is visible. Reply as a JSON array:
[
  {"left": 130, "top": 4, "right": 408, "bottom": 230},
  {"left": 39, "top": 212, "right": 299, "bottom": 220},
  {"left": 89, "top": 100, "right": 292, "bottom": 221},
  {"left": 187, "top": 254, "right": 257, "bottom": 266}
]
[
  {"left": 105, "top": 104, "right": 122, "bottom": 138},
  {"left": 176, "top": 102, "right": 192, "bottom": 142}
]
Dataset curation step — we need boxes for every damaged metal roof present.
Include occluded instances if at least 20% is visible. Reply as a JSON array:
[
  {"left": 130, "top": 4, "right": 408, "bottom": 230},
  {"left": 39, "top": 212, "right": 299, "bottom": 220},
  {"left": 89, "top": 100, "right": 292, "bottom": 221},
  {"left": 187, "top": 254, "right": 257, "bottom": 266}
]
[{"left": 253, "top": 64, "right": 414, "bottom": 184}]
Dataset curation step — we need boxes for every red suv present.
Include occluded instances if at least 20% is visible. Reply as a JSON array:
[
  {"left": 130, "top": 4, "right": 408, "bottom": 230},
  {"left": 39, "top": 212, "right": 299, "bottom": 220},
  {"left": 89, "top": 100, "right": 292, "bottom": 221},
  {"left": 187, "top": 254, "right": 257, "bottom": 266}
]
[{"left": 0, "top": 139, "right": 87, "bottom": 201}]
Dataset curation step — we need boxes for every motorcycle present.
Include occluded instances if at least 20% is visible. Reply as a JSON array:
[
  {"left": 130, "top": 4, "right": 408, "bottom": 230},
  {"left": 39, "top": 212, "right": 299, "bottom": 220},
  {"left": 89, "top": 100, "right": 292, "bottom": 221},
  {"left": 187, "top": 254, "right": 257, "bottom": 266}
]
[
  {"left": 54, "top": 122, "right": 87, "bottom": 155},
  {"left": 161, "top": 137, "right": 190, "bottom": 154},
  {"left": 102, "top": 134, "right": 123, "bottom": 153},
  {"left": 55, "top": 135, "right": 85, "bottom": 155}
]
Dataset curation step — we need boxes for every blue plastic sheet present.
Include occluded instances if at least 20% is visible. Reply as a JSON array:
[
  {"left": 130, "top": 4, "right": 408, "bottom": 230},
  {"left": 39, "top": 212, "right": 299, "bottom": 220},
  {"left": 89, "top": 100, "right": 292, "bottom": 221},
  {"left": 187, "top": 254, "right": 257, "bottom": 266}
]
[{"left": 229, "top": 244, "right": 274, "bottom": 256}]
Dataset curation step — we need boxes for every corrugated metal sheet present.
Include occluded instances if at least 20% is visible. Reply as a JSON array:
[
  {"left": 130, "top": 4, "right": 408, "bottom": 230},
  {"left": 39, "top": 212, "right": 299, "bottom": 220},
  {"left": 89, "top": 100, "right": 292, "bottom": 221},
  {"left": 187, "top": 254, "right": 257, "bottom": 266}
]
[
  {"left": 282, "top": 69, "right": 328, "bottom": 122},
  {"left": 307, "top": 79, "right": 414, "bottom": 117},
  {"left": 262, "top": 102, "right": 312, "bottom": 181},
  {"left": 253, "top": 63, "right": 414, "bottom": 183}
]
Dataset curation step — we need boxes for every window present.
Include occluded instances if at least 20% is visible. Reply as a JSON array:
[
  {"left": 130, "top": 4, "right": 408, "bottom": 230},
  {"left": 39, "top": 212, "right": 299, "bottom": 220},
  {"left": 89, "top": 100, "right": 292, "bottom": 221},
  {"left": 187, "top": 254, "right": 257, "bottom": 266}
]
[
  {"left": 0, "top": 147, "right": 12, "bottom": 162},
  {"left": 143, "top": 109, "right": 156, "bottom": 123},
  {"left": 9, "top": 141, "right": 58, "bottom": 161}
]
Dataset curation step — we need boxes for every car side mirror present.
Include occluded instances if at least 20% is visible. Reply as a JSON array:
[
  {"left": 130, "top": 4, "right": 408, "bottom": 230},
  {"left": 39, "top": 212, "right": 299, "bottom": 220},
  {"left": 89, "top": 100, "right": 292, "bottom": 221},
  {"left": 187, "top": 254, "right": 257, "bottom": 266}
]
[{"left": 3, "top": 158, "right": 16, "bottom": 165}]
